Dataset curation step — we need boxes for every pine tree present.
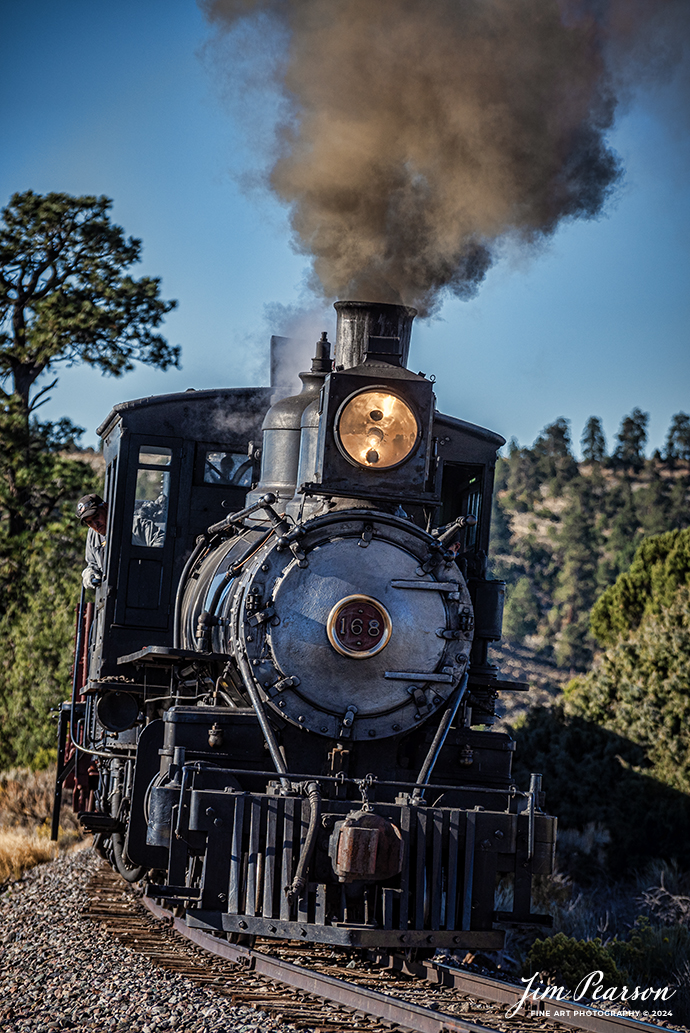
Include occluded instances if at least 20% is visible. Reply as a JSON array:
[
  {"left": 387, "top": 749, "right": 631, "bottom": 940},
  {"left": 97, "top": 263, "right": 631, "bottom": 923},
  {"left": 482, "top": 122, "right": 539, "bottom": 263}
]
[
  {"left": 551, "top": 478, "right": 600, "bottom": 667},
  {"left": 613, "top": 408, "right": 648, "bottom": 471},
  {"left": 503, "top": 576, "right": 540, "bottom": 639},
  {"left": 665, "top": 412, "right": 690, "bottom": 463},
  {"left": 0, "top": 190, "right": 178, "bottom": 540},
  {"left": 0, "top": 191, "right": 179, "bottom": 766},
  {"left": 532, "top": 417, "right": 578, "bottom": 492},
  {"left": 605, "top": 475, "right": 642, "bottom": 576},
  {"left": 581, "top": 416, "right": 607, "bottom": 462}
]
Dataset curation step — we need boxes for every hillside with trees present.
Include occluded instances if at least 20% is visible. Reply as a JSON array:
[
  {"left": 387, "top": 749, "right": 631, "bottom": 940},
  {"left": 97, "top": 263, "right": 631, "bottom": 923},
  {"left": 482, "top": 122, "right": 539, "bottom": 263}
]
[
  {"left": 566, "top": 527, "right": 690, "bottom": 795},
  {"left": 497, "top": 412, "right": 690, "bottom": 885},
  {"left": 512, "top": 526, "right": 690, "bottom": 877},
  {"left": 506, "top": 460, "right": 690, "bottom": 999},
  {"left": 491, "top": 409, "right": 690, "bottom": 689}
]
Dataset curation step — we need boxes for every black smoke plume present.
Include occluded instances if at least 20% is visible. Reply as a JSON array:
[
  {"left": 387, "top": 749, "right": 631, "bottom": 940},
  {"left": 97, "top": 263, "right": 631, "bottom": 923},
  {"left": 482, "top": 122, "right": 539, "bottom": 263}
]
[{"left": 201, "top": 0, "right": 688, "bottom": 315}]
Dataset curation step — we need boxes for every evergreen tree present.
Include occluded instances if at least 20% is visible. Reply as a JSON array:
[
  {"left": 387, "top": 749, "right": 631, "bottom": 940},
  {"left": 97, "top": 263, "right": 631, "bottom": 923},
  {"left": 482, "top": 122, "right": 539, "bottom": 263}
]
[
  {"left": 668, "top": 471, "right": 690, "bottom": 528},
  {"left": 580, "top": 416, "right": 606, "bottom": 462},
  {"left": 551, "top": 478, "right": 600, "bottom": 668},
  {"left": 503, "top": 438, "right": 541, "bottom": 511},
  {"left": 634, "top": 463, "right": 672, "bottom": 538},
  {"left": 0, "top": 190, "right": 180, "bottom": 766},
  {"left": 604, "top": 475, "right": 642, "bottom": 576},
  {"left": 532, "top": 417, "right": 578, "bottom": 492},
  {"left": 590, "top": 526, "right": 690, "bottom": 646},
  {"left": 665, "top": 412, "right": 690, "bottom": 463},
  {"left": 0, "top": 190, "right": 179, "bottom": 539},
  {"left": 567, "top": 584, "right": 690, "bottom": 797},
  {"left": 502, "top": 576, "right": 540, "bottom": 639},
  {"left": 0, "top": 502, "right": 96, "bottom": 768},
  {"left": 613, "top": 407, "right": 648, "bottom": 471},
  {"left": 490, "top": 487, "right": 512, "bottom": 554}
]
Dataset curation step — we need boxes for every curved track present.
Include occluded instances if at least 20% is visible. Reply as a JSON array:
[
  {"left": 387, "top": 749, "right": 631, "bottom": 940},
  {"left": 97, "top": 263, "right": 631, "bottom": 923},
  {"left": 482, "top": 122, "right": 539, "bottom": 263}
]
[{"left": 84, "top": 866, "right": 682, "bottom": 1033}]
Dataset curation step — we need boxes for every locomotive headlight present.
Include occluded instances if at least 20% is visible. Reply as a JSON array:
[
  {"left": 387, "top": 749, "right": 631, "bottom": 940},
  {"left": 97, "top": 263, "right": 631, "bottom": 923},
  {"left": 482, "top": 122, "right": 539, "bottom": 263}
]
[{"left": 336, "top": 389, "right": 419, "bottom": 469}]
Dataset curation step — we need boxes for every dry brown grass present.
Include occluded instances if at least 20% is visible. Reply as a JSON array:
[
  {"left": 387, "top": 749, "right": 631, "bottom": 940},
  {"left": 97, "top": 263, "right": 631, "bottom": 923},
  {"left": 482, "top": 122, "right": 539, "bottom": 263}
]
[
  {"left": 1, "top": 767, "right": 60, "bottom": 827},
  {"left": 0, "top": 766, "right": 80, "bottom": 830},
  {"left": 0, "top": 766, "right": 84, "bottom": 885},
  {"left": 0, "top": 827, "right": 57, "bottom": 884}
]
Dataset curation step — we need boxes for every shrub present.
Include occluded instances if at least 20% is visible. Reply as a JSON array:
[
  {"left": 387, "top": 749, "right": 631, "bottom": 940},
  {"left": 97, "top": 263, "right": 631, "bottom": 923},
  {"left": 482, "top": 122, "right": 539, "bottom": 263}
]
[
  {"left": 590, "top": 527, "right": 690, "bottom": 646},
  {"left": 566, "top": 587, "right": 690, "bottom": 795},
  {"left": 526, "top": 931, "right": 624, "bottom": 989}
]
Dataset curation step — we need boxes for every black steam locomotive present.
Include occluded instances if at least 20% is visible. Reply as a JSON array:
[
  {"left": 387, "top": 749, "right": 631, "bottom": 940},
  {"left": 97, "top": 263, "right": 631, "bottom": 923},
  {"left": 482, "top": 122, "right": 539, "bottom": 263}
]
[{"left": 53, "top": 300, "right": 555, "bottom": 952}]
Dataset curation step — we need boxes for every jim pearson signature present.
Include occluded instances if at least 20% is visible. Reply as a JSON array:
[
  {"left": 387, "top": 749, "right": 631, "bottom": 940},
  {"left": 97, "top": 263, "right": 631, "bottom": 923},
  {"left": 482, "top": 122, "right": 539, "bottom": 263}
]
[{"left": 506, "top": 970, "right": 676, "bottom": 1018}]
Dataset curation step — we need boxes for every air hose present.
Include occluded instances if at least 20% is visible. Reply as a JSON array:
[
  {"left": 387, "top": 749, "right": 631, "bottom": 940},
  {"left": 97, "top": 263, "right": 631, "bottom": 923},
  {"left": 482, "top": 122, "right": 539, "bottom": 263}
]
[{"left": 286, "top": 781, "right": 322, "bottom": 907}]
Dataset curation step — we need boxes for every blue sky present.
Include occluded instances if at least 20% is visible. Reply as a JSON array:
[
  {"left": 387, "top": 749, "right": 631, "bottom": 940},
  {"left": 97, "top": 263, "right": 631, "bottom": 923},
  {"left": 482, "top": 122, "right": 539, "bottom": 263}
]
[{"left": 2, "top": 0, "right": 688, "bottom": 455}]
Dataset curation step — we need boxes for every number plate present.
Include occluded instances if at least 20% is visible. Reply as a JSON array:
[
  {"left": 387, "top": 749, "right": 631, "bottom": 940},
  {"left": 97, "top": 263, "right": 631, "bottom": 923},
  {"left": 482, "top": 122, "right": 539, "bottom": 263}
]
[{"left": 326, "top": 594, "right": 392, "bottom": 659}]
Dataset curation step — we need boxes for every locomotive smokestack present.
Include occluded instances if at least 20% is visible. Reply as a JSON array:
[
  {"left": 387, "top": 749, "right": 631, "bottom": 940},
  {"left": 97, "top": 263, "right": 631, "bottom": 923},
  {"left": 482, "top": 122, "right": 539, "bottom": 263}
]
[{"left": 334, "top": 301, "right": 417, "bottom": 371}]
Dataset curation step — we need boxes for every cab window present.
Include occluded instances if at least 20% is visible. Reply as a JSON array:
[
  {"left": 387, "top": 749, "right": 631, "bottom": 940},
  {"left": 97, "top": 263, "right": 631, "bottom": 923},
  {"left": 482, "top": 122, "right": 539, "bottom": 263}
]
[
  {"left": 203, "top": 450, "right": 252, "bottom": 487},
  {"left": 132, "top": 446, "right": 172, "bottom": 548}
]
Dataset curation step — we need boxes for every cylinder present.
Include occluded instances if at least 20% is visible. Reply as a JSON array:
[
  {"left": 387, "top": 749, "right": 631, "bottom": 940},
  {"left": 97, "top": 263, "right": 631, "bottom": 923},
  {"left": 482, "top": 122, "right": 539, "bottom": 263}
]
[{"left": 334, "top": 301, "right": 417, "bottom": 370}]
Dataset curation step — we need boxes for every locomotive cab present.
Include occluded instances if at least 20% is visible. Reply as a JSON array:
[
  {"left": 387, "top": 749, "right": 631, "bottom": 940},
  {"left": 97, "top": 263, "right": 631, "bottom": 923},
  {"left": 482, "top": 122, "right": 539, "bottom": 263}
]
[{"left": 88, "top": 387, "right": 271, "bottom": 685}]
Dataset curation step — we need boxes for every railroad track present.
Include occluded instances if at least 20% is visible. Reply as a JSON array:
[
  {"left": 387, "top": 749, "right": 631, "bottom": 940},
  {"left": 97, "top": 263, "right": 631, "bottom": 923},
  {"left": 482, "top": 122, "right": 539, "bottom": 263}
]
[{"left": 83, "top": 865, "right": 682, "bottom": 1033}]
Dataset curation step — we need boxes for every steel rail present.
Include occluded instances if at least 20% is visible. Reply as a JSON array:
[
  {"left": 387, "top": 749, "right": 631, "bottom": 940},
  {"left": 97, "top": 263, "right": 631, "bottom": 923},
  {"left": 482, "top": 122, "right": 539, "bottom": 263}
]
[
  {"left": 142, "top": 894, "right": 498, "bottom": 1033},
  {"left": 141, "top": 895, "right": 677, "bottom": 1033},
  {"left": 375, "top": 954, "right": 675, "bottom": 1033}
]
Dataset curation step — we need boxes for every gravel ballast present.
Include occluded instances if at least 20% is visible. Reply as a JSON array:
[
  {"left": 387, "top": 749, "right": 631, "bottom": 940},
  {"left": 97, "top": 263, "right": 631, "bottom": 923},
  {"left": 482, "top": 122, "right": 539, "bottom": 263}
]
[{"left": 0, "top": 848, "right": 306, "bottom": 1033}]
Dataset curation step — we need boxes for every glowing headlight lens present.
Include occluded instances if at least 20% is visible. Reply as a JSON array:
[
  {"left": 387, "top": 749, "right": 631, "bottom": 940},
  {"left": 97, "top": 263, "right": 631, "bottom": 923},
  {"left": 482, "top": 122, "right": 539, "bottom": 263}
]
[{"left": 337, "top": 390, "right": 419, "bottom": 469}]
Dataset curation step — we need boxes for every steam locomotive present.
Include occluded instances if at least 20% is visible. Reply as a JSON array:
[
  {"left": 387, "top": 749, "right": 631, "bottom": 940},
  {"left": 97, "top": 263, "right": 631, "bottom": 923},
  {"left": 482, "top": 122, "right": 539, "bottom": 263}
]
[{"left": 53, "top": 300, "right": 555, "bottom": 952}]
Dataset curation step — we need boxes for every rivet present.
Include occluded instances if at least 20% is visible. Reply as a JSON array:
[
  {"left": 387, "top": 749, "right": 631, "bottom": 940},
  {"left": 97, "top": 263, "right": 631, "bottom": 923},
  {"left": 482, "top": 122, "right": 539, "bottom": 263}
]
[
  {"left": 433, "top": 696, "right": 441, "bottom": 704},
  {"left": 392, "top": 724, "right": 401, "bottom": 731},
  {"left": 239, "top": 920, "right": 248, "bottom": 930},
  {"left": 262, "top": 563, "right": 270, "bottom": 572},
  {"left": 298, "top": 715, "right": 305, "bottom": 722},
  {"left": 368, "top": 729, "right": 376, "bottom": 737},
  {"left": 278, "top": 700, "right": 286, "bottom": 708},
  {"left": 413, "top": 714, "right": 421, "bottom": 721},
  {"left": 320, "top": 726, "right": 328, "bottom": 733}
]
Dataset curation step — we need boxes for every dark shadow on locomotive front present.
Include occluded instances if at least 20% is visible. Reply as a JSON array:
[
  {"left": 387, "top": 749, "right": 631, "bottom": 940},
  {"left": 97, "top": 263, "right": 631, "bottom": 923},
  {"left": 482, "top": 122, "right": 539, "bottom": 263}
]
[{"left": 53, "top": 300, "right": 557, "bottom": 953}]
